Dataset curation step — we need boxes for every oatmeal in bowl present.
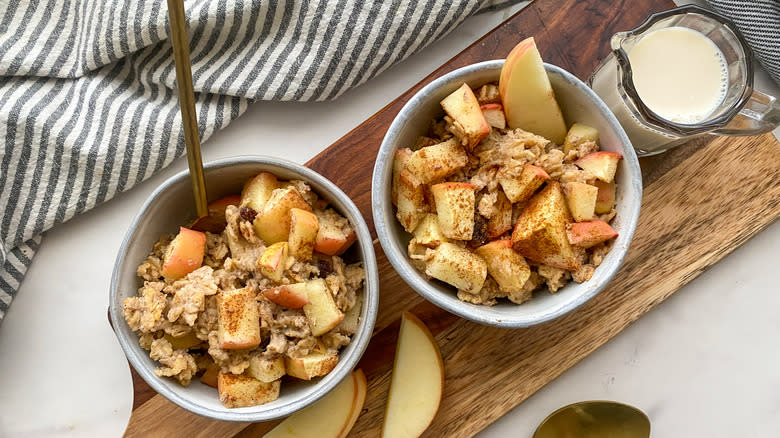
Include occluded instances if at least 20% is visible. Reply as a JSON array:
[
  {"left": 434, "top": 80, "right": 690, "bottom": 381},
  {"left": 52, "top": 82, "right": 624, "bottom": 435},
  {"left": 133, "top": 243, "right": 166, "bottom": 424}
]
[
  {"left": 372, "top": 48, "right": 641, "bottom": 328},
  {"left": 111, "top": 157, "right": 378, "bottom": 421}
]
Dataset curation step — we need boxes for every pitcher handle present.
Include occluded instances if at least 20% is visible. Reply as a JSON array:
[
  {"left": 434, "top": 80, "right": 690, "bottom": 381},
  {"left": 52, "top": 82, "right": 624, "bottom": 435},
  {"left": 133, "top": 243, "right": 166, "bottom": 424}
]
[{"left": 715, "top": 89, "right": 780, "bottom": 136}]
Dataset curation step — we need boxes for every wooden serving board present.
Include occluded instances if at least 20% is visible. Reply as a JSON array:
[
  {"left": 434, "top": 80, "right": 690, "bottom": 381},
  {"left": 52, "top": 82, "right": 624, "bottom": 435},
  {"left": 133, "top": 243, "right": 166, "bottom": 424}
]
[{"left": 123, "top": 0, "right": 780, "bottom": 436}]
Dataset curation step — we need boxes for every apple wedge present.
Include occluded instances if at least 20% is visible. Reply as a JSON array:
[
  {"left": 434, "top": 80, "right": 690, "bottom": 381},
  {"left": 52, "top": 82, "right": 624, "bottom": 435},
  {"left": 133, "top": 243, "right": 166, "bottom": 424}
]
[
  {"left": 474, "top": 240, "right": 530, "bottom": 293},
  {"left": 263, "top": 284, "right": 309, "bottom": 309},
  {"left": 567, "top": 220, "right": 618, "bottom": 248},
  {"left": 403, "top": 138, "right": 468, "bottom": 184},
  {"left": 241, "top": 172, "right": 279, "bottom": 212},
  {"left": 440, "top": 83, "right": 491, "bottom": 151},
  {"left": 217, "top": 372, "right": 280, "bottom": 408},
  {"left": 265, "top": 369, "right": 367, "bottom": 438},
  {"left": 594, "top": 180, "right": 616, "bottom": 214},
  {"left": 498, "top": 164, "right": 550, "bottom": 203},
  {"left": 314, "top": 208, "right": 357, "bottom": 256},
  {"left": 382, "top": 312, "right": 444, "bottom": 438},
  {"left": 430, "top": 182, "right": 476, "bottom": 240},
  {"left": 499, "top": 37, "right": 567, "bottom": 144},
  {"left": 563, "top": 122, "right": 599, "bottom": 154},
  {"left": 425, "top": 242, "right": 487, "bottom": 294},
  {"left": 392, "top": 148, "right": 413, "bottom": 206},
  {"left": 563, "top": 182, "right": 598, "bottom": 222},
  {"left": 575, "top": 151, "right": 622, "bottom": 183},
  {"left": 480, "top": 103, "right": 506, "bottom": 129},
  {"left": 289, "top": 208, "right": 319, "bottom": 261},
  {"left": 217, "top": 287, "right": 261, "bottom": 350},
  {"left": 257, "top": 241, "right": 289, "bottom": 282},
  {"left": 161, "top": 226, "right": 206, "bottom": 280},
  {"left": 511, "top": 182, "right": 582, "bottom": 271}
]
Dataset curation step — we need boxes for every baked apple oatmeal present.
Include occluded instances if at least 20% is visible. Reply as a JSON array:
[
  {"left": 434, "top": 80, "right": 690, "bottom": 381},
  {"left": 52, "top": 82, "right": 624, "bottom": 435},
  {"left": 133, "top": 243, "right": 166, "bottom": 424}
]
[
  {"left": 123, "top": 172, "right": 365, "bottom": 408},
  {"left": 392, "top": 80, "right": 622, "bottom": 306}
]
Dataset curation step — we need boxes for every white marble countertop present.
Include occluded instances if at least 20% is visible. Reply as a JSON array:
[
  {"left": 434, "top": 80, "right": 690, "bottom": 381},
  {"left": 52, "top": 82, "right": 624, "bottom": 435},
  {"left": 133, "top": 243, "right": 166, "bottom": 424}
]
[{"left": 1, "top": 2, "right": 778, "bottom": 437}]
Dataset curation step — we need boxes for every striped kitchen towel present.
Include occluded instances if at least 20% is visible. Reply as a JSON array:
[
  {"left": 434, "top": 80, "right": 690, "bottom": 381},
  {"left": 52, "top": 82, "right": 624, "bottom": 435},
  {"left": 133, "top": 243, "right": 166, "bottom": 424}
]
[{"left": 0, "top": 0, "right": 518, "bottom": 324}]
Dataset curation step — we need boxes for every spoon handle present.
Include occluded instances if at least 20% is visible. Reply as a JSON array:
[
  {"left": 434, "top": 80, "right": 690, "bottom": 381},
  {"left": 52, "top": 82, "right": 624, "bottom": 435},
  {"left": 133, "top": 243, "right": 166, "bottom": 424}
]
[{"left": 167, "top": 0, "right": 208, "bottom": 218}]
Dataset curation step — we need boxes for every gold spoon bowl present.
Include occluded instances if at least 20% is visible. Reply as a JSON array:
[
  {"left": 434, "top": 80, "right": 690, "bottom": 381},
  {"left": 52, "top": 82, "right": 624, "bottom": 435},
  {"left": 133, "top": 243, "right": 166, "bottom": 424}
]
[{"left": 534, "top": 401, "right": 650, "bottom": 438}]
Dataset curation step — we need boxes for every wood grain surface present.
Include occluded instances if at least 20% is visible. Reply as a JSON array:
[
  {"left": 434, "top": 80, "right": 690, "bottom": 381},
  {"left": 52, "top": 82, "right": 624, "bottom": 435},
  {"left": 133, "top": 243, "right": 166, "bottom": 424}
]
[{"left": 123, "top": 0, "right": 780, "bottom": 436}]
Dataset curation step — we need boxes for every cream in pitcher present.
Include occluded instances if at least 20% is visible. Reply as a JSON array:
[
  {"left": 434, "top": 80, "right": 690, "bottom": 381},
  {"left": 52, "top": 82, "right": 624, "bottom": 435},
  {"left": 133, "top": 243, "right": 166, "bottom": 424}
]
[
  {"left": 589, "top": 5, "right": 780, "bottom": 156},
  {"left": 629, "top": 27, "right": 728, "bottom": 124}
]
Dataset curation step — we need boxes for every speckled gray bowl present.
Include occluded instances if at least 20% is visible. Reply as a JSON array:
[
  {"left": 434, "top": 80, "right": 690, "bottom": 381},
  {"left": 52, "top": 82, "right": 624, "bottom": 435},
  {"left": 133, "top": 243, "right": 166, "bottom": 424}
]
[
  {"left": 110, "top": 156, "right": 379, "bottom": 422},
  {"left": 372, "top": 60, "right": 641, "bottom": 328}
]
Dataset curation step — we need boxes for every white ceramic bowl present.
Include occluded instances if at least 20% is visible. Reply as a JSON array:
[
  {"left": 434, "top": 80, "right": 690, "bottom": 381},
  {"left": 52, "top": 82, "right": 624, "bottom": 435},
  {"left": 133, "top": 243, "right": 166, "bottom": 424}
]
[
  {"left": 110, "top": 156, "right": 379, "bottom": 421},
  {"left": 372, "top": 60, "right": 642, "bottom": 328}
]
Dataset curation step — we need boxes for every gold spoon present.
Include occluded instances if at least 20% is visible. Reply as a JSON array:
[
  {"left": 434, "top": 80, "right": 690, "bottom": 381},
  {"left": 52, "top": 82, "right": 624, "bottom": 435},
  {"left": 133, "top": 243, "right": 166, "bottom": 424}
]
[
  {"left": 167, "top": 0, "right": 208, "bottom": 221},
  {"left": 533, "top": 401, "right": 650, "bottom": 438}
]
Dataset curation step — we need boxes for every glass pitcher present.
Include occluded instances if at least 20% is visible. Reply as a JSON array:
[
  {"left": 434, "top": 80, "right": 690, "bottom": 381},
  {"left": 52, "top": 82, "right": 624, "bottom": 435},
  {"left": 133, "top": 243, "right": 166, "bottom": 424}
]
[{"left": 589, "top": 5, "right": 780, "bottom": 156}]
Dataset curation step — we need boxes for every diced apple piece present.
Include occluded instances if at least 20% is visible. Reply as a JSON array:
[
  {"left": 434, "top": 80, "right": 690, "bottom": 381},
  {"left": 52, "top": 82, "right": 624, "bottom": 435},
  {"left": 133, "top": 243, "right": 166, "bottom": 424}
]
[
  {"left": 430, "top": 182, "right": 476, "bottom": 240},
  {"left": 299, "top": 278, "right": 344, "bottom": 336},
  {"left": 403, "top": 138, "right": 468, "bottom": 184},
  {"left": 440, "top": 83, "right": 491, "bottom": 151},
  {"left": 254, "top": 187, "right": 312, "bottom": 244},
  {"left": 161, "top": 227, "right": 206, "bottom": 280},
  {"left": 395, "top": 170, "right": 428, "bottom": 233},
  {"left": 413, "top": 213, "right": 448, "bottom": 247},
  {"left": 499, "top": 37, "right": 567, "bottom": 144},
  {"left": 594, "top": 180, "right": 616, "bottom": 214},
  {"left": 217, "top": 287, "right": 261, "bottom": 350},
  {"left": 382, "top": 312, "right": 443, "bottom": 438},
  {"left": 263, "top": 284, "right": 310, "bottom": 309},
  {"left": 575, "top": 151, "right": 622, "bottom": 183},
  {"left": 285, "top": 347, "right": 339, "bottom": 380},
  {"left": 314, "top": 208, "right": 357, "bottom": 256},
  {"left": 265, "top": 369, "right": 367, "bottom": 438},
  {"left": 511, "top": 182, "right": 582, "bottom": 271},
  {"left": 567, "top": 220, "right": 618, "bottom": 248},
  {"left": 191, "top": 195, "right": 242, "bottom": 233},
  {"left": 163, "top": 332, "right": 202, "bottom": 350},
  {"left": 257, "top": 242, "right": 289, "bottom": 282},
  {"left": 247, "top": 355, "right": 286, "bottom": 383},
  {"left": 474, "top": 240, "right": 530, "bottom": 293},
  {"left": 289, "top": 208, "right": 319, "bottom": 262},
  {"left": 563, "top": 123, "right": 600, "bottom": 154},
  {"left": 487, "top": 190, "right": 513, "bottom": 238},
  {"left": 480, "top": 103, "right": 506, "bottom": 129},
  {"left": 200, "top": 364, "right": 219, "bottom": 388},
  {"left": 391, "top": 148, "right": 413, "bottom": 206},
  {"left": 498, "top": 164, "right": 550, "bottom": 203},
  {"left": 217, "top": 372, "right": 280, "bottom": 408},
  {"left": 424, "top": 242, "right": 487, "bottom": 294},
  {"left": 563, "top": 182, "right": 598, "bottom": 222},
  {"left": 241, "top": 172, "right": 279, "bottom": 212},
  {"left": 337, "top": 292, "right": 362, "bottom": 335}
]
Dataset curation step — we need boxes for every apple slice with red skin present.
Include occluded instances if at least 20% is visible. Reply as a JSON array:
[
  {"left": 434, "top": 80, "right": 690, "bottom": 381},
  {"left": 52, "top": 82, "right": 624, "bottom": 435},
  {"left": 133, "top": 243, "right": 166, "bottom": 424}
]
[
  {"left": 314, "top": 209, "right": 357, "bottom": 256},
  {"left": 263, "top": 285, "right": 309, "bottom": 309},
  {"left": 575, "top": 151, "right": 622, "bottom": 183},
  {"left": 161, "top": 226, "right": 206, "bottom": 280},
  {"left": 567, "top": 220, "right": 618, "bottom": 248}
]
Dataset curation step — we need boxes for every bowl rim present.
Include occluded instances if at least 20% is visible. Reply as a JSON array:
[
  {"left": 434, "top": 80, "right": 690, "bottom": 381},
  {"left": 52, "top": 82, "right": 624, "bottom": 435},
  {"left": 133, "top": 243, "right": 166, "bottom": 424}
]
[
  {"left": 109, "top": 155, "right": 379, "bottom": 422},
  {"left": 371, "top": 59, "right": 642, "bottom": 328}
]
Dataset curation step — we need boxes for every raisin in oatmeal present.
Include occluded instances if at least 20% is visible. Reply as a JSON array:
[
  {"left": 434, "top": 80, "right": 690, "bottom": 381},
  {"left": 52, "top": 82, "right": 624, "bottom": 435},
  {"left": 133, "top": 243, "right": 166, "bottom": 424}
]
[
  {"left": 123, "top": 172, "right": 365, "bottom": 408},
  {"left": 392, "top": 81, "right": 621, "bottom": 306}
]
